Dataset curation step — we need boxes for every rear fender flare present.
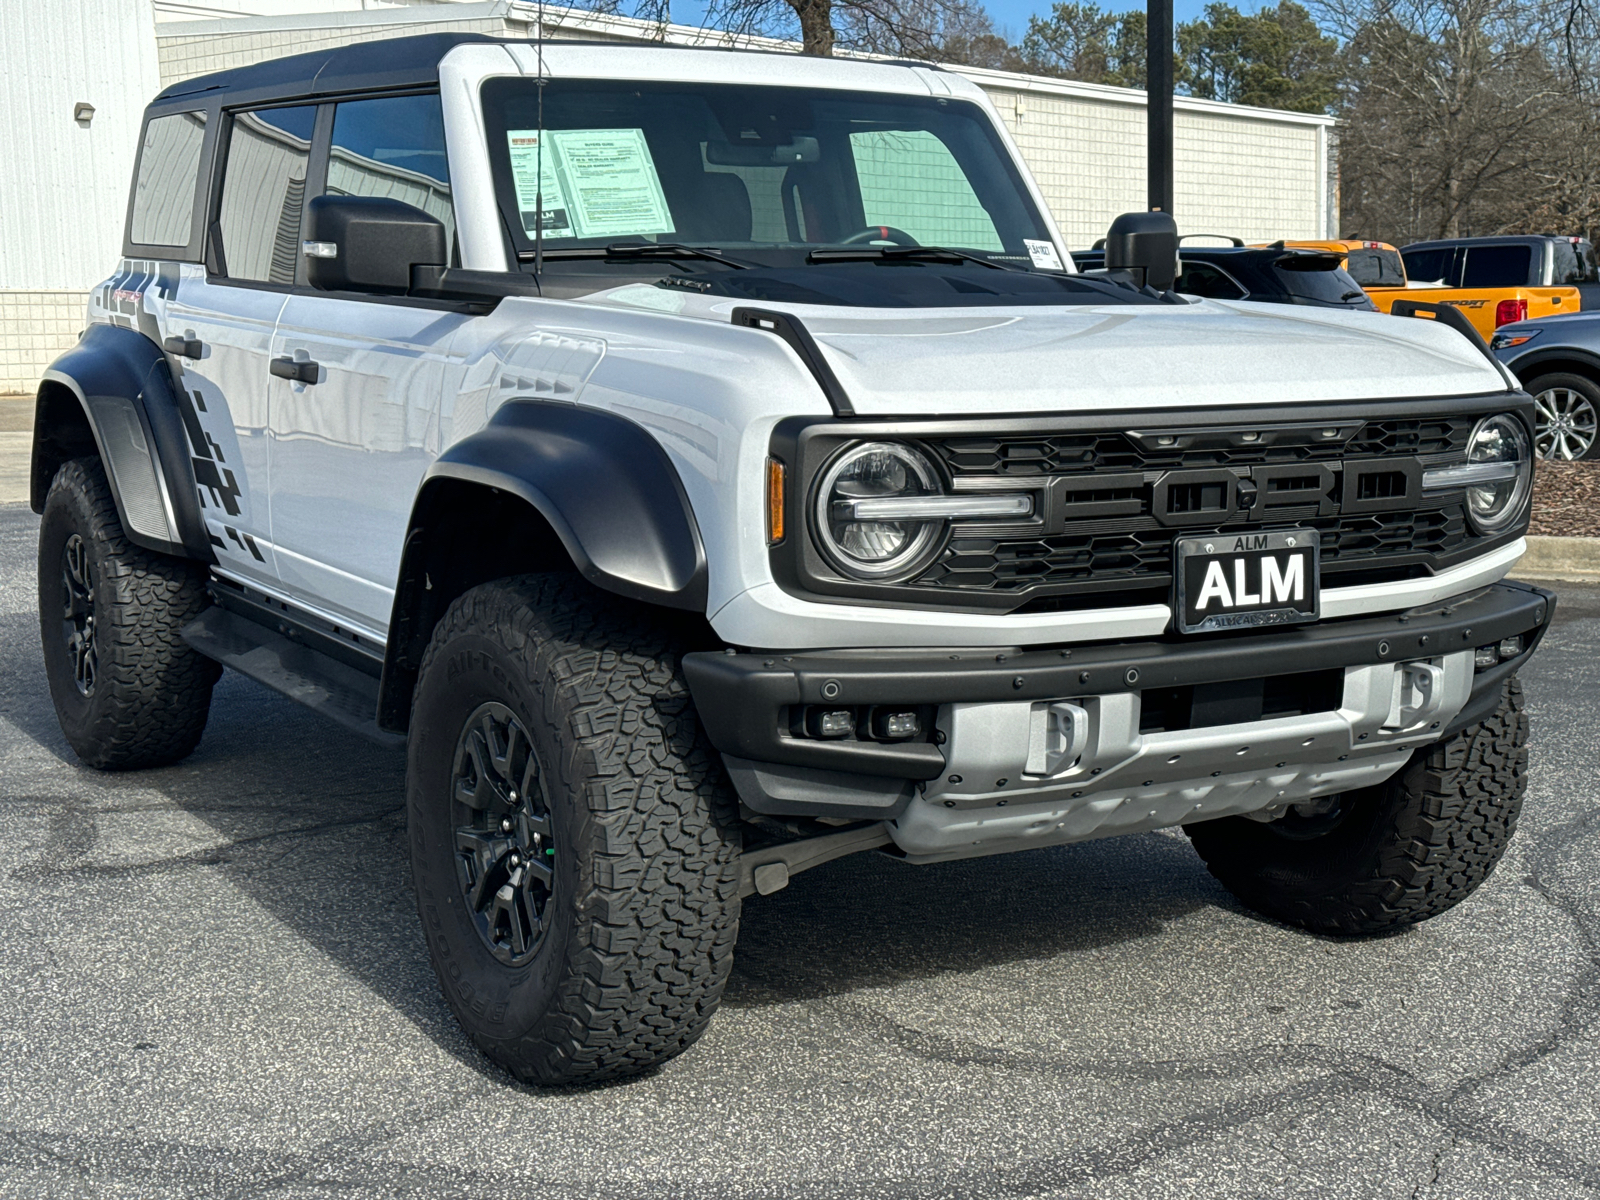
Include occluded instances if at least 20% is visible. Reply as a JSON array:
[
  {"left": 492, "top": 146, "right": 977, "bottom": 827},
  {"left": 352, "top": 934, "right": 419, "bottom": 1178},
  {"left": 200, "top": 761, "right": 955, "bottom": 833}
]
[{"left": 33, "top": 323, "right": 211, "bottom": 560}]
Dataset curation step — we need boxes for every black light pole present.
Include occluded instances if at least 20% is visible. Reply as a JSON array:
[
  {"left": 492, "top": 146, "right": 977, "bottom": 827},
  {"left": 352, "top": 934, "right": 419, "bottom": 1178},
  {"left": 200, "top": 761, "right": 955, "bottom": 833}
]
[{"left": 1147, "top": 0, "right": 1174, "bottom": 216}]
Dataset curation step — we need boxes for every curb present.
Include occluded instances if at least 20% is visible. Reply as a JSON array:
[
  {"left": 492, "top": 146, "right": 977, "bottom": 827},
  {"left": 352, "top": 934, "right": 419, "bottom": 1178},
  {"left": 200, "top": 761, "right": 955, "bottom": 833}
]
[{"left": 1515, "top": 535, "right": 1600, "bottom": 582}]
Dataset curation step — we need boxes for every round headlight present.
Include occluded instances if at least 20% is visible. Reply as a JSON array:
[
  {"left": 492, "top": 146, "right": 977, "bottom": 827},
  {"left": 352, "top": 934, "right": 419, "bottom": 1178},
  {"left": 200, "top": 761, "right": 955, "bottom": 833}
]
[
  {"left": 1464, "top": 413, "right": 1532, "bottom": 533},
  {"left": 813, "top": 441, "right": 944, "bottom": 580}
]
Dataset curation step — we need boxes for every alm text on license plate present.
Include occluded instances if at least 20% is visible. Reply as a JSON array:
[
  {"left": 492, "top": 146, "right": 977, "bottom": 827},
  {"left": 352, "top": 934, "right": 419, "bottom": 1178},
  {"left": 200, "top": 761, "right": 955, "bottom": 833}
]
[{"left": 1175, "top": 529, "right": 1320, "bottom": 634}]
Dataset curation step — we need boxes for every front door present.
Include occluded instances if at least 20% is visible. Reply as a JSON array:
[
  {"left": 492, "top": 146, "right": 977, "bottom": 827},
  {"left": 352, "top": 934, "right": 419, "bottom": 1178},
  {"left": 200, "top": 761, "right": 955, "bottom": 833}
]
[
  {"left": 266, "top": 93, "right": 466, "bottom": 636},
  {"left": 268, "top": 296, "right": 465, "bottom": 634}
]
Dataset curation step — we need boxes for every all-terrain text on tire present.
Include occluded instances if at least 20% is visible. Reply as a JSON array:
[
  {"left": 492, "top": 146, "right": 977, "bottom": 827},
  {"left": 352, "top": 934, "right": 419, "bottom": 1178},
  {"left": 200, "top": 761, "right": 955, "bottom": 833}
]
[{"left": 31, "top": 35, "right": 1555, "bottom": 1082}]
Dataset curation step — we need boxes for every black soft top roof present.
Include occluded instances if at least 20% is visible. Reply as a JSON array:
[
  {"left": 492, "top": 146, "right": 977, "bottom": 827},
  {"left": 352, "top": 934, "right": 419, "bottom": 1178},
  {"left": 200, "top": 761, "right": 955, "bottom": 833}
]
[
  {"left": 151, "top": 32, "right": 499, "bottom": 109},
  {"left": 148, "top": 31, "right": 943, "bottom": 112}
]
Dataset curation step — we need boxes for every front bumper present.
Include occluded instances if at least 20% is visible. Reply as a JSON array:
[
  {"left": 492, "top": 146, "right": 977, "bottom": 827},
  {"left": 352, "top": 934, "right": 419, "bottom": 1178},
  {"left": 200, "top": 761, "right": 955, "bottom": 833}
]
[{"left": 684, "top": 581, "right": 1554, "bottom": 860}]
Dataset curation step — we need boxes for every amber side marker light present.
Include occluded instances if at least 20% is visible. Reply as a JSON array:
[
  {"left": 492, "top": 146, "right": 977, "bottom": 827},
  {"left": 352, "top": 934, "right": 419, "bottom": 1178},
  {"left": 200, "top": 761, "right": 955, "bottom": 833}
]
[{"left": 766, "top": 458, "right": 786, "bottom": 545}]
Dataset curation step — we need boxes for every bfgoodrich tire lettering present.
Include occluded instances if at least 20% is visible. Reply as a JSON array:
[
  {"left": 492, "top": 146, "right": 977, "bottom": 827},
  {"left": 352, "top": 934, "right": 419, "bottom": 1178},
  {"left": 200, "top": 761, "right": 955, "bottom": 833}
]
[
  {"left": 1184, "top": 678, "right": 1528, "bottom": 935},
  {"left": 37, "top": 457, "right": 219, "bottom": 770},
  {"left": 406, "top": 575, "right": 741, "bottom": 1085}
]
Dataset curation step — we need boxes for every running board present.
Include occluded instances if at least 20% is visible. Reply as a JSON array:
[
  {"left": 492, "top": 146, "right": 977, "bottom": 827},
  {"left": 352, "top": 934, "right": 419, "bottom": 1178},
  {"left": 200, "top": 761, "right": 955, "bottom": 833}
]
[{"left": 181, "top": 607, "right": 405, "bottom": 749}]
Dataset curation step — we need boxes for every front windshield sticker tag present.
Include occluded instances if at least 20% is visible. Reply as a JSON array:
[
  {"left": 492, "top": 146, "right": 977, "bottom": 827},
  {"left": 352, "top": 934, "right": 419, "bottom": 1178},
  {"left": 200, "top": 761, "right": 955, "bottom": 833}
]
[
  {"left": 506, "top": 131, "right": 575, "bottom": 239},
  {"left": 507, "top": 128, "right": 675, "bottom": 241},
  {"left": 1024, "top": 239, "right": 1065, "bottom": 270}
]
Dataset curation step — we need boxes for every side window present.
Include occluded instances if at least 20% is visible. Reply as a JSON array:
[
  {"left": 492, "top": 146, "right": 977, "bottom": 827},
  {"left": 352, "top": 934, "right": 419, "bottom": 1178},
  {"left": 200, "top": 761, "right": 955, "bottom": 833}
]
[
  {"left": 217, "top": 105, "right": 318, "bottom": 284},
  {"left": 1401, "top": 247, "right": 1457, "bottom": 287},
  {"left": 1552, "top": 240, "right": 1583, "bottom": 285},
  {"left": 327, "top": 94, "right": 455, "bottom": 254},
  {"left": 1176, "top": 261, "right": 1247, "bottom": 300},
  {"left": 1460, "top": 245, "right": 1533, "bottom": 288},
  {"left": 130, "top": 111, "right": 208, "bottom": 248},
  {"left": 849, "top": 129, "right": 1002, "bottom": 252}
]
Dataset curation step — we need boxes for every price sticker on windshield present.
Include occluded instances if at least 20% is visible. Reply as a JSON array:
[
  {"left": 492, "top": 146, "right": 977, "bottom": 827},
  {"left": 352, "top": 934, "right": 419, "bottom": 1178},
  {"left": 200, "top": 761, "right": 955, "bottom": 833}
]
[{"left": 1024, "top": 239, "right": 1065, "bottom": 270}]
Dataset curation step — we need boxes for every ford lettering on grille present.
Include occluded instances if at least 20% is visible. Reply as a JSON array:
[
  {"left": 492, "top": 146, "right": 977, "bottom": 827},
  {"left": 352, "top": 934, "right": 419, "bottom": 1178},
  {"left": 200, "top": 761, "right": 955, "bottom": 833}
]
[{"left": 1174, "top": 529, "right": 1320, "bottom": 634}]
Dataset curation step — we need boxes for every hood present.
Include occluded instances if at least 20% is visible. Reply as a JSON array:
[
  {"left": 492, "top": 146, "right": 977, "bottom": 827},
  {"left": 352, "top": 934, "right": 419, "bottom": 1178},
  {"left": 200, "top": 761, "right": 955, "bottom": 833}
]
[{"left": 587, "top": 286, "right": 1513, "bottom": 417}]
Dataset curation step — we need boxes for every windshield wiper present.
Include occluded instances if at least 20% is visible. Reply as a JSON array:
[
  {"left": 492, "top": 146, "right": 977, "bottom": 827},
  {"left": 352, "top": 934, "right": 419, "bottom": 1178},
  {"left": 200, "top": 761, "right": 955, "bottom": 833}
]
[
  {"left": 523, "top": 242, "right": 753, "bottom": 269},
  {"left": 806, "top": 246, "right": 1025, "bottom": 272}
]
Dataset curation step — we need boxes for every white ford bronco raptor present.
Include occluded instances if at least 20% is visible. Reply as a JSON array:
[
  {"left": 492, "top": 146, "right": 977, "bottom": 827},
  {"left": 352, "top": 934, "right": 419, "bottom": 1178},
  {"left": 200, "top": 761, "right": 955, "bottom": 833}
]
[{"left": 34, "top": 33, "right": 1552, "bottom": 1084}]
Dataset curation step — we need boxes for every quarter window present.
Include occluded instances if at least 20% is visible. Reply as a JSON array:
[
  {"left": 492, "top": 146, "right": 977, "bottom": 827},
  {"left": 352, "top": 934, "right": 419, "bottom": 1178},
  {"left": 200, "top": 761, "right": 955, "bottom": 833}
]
[
  {"left": 216, "top": 105, "right": 318, "bottom": 284},
  {"left": 130, "top": 111, "right": 207, "bottom": 248},
  {"left": 327, "top": 94, "right": 455, "bottom": 253}
]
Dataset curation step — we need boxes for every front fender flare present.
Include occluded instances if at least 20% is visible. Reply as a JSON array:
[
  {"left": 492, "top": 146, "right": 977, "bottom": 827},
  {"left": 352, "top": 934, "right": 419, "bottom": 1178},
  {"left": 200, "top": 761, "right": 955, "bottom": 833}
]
[
  {"left": 424, "top": 400, "right": 709, "bottom": 608},
  {"left": 34, "top": 324, "right": 210, "bottom": 559}
]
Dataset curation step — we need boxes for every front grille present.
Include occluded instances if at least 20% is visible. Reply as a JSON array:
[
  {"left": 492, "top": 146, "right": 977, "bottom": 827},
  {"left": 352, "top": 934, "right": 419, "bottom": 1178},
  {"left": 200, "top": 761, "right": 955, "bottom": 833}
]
[
  {"left": 921, "top": 505, "right": 1466, "bottom": 595},
  {"left": 907, "top": 416, "right": 1480, "bottom": 600},
  {"left": 931, "top": 417, "right": 1473, "bottom": 478}
]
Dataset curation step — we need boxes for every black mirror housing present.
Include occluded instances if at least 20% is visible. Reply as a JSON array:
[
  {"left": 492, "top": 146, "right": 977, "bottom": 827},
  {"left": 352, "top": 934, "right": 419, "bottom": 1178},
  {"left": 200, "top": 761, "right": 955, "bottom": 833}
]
[
  {"left": 1104, "top": 211, "right": 1178, "bottom": 292},
  {"left": 305, "top": 195, "right": 446, "bottom": 293}
]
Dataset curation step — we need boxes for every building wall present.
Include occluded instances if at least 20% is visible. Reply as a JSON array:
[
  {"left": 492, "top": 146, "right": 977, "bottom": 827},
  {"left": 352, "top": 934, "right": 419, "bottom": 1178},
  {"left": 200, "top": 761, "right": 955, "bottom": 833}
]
[
  {"left": 978, "top": 74, "right": 1329, "bottom": 248},
  {"left": 0, "top": 293, "right": 89, "bottom": 396},
  {"left": 0, "top": 0, "right": 161, "bottom": 392},
  {"left": 157, "top": 7, "right": 511, "bottom": 86}
]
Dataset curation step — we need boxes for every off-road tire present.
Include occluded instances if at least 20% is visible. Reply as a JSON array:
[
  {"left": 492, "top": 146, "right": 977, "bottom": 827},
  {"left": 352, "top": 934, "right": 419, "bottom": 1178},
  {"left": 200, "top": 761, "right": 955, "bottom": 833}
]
[
  {"left": 406, "top": 575, "right": 742, "bottom": 1085},
  {"left": 1185, "top": 678, "right": 1528, "bottom": 935},
  {"left": 37, "top": 457, "right": 220, "bottom": 770}
]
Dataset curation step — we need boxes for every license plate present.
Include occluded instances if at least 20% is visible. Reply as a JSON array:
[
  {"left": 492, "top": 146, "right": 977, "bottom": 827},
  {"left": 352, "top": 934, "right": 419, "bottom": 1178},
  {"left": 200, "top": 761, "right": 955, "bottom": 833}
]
[{"left": 1174, "top": 529, "right": 1319, "bottom": 634}]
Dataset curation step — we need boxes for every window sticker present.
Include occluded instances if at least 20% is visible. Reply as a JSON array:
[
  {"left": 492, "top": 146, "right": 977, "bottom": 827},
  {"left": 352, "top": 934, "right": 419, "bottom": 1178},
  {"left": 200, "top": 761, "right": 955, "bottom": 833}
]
[
  {"left": 1024, "top": 238, "right": 1064, "bottom": 270},
  {"left": 506, "top": 127, "right": 674, "bottom": 241},
  {"left": 506, "top": 130, "right": 575, "bottom": 238}
]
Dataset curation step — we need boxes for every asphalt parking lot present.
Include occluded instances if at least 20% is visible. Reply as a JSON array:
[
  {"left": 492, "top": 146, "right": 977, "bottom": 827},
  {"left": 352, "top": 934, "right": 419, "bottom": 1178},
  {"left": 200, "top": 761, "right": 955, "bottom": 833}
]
[{"left": 3, "top": 480, "right": 1600, "bottom": 1197}]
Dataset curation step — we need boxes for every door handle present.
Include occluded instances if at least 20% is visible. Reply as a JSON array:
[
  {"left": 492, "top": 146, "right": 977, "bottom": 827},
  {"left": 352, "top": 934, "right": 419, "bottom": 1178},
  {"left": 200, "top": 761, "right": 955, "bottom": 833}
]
[
  {"left": 269, "top": 356, "right": 320, "bottom": 385},
  {"left": 163, "top": 334, "right": 203, "bottom": 358}
]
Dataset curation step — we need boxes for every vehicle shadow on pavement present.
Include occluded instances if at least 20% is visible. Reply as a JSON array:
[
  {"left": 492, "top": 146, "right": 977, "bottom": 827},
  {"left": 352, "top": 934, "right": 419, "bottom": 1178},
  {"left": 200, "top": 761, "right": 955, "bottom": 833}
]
[{"left": 725, "top": 832, "right": 1220, "bottom": 1007}]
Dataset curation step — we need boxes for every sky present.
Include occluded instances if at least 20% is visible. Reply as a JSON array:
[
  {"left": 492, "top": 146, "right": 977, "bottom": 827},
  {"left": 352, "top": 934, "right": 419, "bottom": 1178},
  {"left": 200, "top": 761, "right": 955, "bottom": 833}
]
[
  {"left": 669, "top": 0, "right": 1270, "bottom": 44},
  {"left": 983, "top": 0, "right": 1265, "bottom": 40}
]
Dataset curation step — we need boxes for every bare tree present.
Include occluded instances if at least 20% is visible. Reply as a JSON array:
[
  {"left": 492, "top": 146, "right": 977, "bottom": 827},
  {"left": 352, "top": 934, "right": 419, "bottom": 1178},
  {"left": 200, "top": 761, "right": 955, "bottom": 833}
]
[
  {"left": 694, "top": 0, "right": 998, "bottom": 56},
  {"left": 1319, "top": 0, "right": 1578, "bottom": 241}
]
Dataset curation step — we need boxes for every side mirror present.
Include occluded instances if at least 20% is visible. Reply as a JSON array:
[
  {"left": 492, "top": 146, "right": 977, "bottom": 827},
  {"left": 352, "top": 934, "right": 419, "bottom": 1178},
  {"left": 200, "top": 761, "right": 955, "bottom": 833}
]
[
  {"left": 1104, "top": 211, "right": 1178, "bottom": 291},
  {"left": 305, "top": 195, "right": 446, "bottom": 293}
]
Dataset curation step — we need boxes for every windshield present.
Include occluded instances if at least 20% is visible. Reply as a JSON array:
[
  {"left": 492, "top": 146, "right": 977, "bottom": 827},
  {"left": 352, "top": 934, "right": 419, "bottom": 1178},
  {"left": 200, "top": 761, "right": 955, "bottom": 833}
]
[
  {"left": 1343, "top": 247, "right": 1405, "bottom": 287},
  {"left": 1267, "top": 253, "right": 1375, "bottom": 307},
  {"left": 479, "top": 79, "right": 1053, "bottom": 264}
]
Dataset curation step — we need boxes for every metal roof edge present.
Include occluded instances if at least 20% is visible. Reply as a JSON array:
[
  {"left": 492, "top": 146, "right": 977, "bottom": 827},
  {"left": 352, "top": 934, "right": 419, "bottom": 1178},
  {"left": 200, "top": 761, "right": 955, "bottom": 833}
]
[
  {"left": 157, "top": 0, "right": 511, "bottom": 39},
  {"left": 949, "top": 63, "right": 1337, "bottom": 126}
]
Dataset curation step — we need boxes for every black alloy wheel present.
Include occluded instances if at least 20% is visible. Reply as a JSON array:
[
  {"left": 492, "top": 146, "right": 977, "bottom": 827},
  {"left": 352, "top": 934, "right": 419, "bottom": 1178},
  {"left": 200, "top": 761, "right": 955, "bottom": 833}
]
[
  {"left": 61, "top": 533, "right": 98, "bottom": 696},
  {"left": 451, "top": 702, "right": 555, "bottom": 966}
]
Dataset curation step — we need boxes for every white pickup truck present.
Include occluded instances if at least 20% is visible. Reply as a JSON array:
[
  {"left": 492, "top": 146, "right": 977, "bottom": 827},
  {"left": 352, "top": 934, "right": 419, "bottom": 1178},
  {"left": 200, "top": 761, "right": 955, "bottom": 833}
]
[{"left": 32, "top": 33, "right": 1551, "bottom": 1084}]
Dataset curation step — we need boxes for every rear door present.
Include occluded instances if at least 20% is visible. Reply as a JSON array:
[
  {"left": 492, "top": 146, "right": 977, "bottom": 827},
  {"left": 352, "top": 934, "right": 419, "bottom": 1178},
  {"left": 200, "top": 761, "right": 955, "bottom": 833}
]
[
  {"left": 267, "top": 93, "right": 468, "bottom": 636},
  {"left": 164, "top": 103, "right": 320, "bottom": 586}
]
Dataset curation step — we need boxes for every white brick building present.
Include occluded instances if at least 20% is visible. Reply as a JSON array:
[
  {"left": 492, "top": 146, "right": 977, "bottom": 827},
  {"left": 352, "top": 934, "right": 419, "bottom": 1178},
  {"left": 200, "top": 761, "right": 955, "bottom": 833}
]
[{"left": 0, "top": 0, "right": 1335, "bottom": 393}]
